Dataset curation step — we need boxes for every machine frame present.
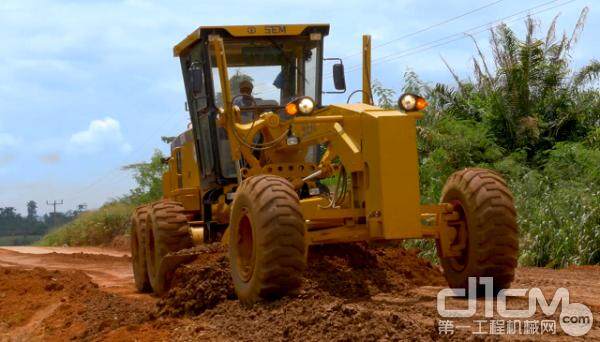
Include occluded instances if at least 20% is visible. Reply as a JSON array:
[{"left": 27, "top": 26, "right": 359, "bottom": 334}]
[{"left": 167, "top": 24, "right": 461, "bottom": 255}]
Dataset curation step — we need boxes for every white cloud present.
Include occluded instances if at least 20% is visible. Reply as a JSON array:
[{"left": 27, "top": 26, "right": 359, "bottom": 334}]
[{"left": 68, "top": 117, "right": 131, "bottom": 154}]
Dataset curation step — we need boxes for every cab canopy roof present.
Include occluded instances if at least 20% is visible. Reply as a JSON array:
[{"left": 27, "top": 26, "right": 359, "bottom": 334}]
[{"left": 173, "top": 24, "right": 330, "bottom": 57}]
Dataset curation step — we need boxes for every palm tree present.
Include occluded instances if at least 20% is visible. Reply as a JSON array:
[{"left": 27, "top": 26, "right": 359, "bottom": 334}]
[{"left": 436, "top": 7, "right": 599, "bottom": 159}]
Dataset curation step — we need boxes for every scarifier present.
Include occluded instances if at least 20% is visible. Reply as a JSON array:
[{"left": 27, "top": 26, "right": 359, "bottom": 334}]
[{"left": 130, "top": 24, "right": 518, "bottom": 303}]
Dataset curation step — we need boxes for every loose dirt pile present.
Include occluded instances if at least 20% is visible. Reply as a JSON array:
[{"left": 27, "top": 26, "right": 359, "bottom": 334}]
[
  {"left": 0, "top": 266, "right": 159, "bottom": 341},
  {"left": 304, "top": 243, "right": 445, "bottom": 298},
  {"left": 159, "top": 243, "right": 450, "bottom": 341},
  {"left": 157, "top": 244, "right": 235, "bottom": 316},
  {"left": 0, "top": 267, "right": 88, "bottom": 332}
]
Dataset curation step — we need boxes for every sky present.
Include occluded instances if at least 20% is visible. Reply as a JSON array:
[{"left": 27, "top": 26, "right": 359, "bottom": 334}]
[{"left": 0, "top": 0, "right": 597, "bottom": 215}]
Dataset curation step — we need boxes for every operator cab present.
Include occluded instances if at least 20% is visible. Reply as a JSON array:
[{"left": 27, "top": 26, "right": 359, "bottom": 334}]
[
  {"left": 174, "top": 25, "right": 331, "bottom": 188},
  {"left": 210, "top": 35, "right": 324, "bottom": 112}
]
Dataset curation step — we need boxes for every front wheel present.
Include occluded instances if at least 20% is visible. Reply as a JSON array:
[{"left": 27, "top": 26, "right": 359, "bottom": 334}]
[
  {"left": 437, "top": 168, "right": 519, "bottom": 294},
  {"left": 229, "top": 175, "right": 307, "bottom": 305}
]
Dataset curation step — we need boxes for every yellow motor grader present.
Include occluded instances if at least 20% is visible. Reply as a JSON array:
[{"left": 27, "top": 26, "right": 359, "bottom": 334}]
[{"left": 130, "top": 24, "right": 518, "bottom": 304}]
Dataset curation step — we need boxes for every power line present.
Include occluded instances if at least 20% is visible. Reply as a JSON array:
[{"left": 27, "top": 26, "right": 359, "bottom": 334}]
[
  {"left": 258, "top": 0, "right": 575, "bottom": 99},
  {"left": 335, "top": 0, "right": 575, "bottom": 76},
  {"left": 344, "top": 0, "right": 507, "bottom": 58}
]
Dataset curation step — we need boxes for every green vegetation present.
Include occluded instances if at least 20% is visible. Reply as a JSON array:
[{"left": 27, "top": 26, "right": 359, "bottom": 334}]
[
  {"left": 39, "top": 150, "right": 167, "bottom": 247},
  {"left": 397, "top": 11, "right": 599, "bottom": 267},
  {"left": 38, "top": 202, "right": 133, "bottom": 246},
  {"left": 122, "top": 149, "right": 169, "bottom": 205},
  {"left": 0, "top": 202, "right": 81, "bottom": 246},
  {"left": 0, "top": 235, "right": 43, "bottom": 246}
]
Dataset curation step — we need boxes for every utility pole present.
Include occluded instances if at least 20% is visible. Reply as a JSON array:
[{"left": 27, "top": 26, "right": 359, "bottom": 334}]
[{"left": 46, "top": 200, "right": 64, "bottom": 214}]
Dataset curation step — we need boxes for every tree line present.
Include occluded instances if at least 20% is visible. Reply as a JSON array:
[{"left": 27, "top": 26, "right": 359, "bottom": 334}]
[{"left": 0, "top": 201, "right": 82, "bottom": 241}]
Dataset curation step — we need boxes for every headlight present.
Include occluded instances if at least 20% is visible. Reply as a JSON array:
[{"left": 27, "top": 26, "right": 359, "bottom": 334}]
[
  {"left": 285, "top": 96, "right": 315, "bottom": 116},
  {"left": 398, "top": 93, "right": 428, "bottom": 112},
  {"left": 399, "top": 94, "right": 417, "bottom": 111},
  {"left": 298, "top": 98, "right": 315, "bottom": 114}
]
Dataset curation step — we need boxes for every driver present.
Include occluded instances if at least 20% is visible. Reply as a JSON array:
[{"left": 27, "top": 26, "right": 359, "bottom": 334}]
[{"left": 233, "top": 80, "right": 255, "bottom": 123}]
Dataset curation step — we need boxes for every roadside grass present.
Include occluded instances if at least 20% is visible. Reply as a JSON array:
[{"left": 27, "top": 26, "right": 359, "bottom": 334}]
[
  {"left": 506, "top": 143, "right": 600, "bottom": 267},
  {"left": 38, "top": 202, "right": 133, "bottom": 247},
  {"left": 0, "top": 235, "right": 43, "bottom": 246}
]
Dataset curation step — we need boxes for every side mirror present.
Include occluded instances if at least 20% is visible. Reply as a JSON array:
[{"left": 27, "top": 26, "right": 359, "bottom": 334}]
[
  {"left": 332, "top": 63, "right": 346, "bottom": 91},
  {"left": 323, "top": 58, "right": 346, "bottom": 94},
  {"left": 189, "top": 63, "right": 204, "bottom": 96}
]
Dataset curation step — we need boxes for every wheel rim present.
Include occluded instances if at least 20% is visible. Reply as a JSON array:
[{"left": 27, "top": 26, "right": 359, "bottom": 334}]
[
  {"left": 448, "top": 200, "right": 469, "bottom": 272},
  {"left": 236, "top": 210, "right": 255, "bottom": 282}
]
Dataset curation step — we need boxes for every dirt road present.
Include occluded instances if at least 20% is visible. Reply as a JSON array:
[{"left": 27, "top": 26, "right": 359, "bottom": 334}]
[
  {"left": 0, "top": 245, "right": 598, "bottom": 341},
  {"left": 0, "top": 247, "right": 137, "bottom": 298}
]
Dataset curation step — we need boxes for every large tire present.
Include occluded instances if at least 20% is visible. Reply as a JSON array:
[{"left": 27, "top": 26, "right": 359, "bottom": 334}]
[
  {"left": 131, "top": 206, "right": 151, "bottom": 292},
  {"left": 145, "top": 200, "right": 193, "bottom": 295},
  {"left": 229, "top": 175, "right": 306, "bottom": 305},
  {"left": 438, "top": 168, "right": 518, "bottom": 294}
]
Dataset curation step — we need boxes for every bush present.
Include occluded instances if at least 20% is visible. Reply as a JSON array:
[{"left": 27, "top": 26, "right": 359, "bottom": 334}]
[
  {"left": 38, "top": 202, "right": 133, "bottom": 246},
  {"left": 122, "top": 149, "right": 167, "bottom": 205},
  {"left": 419, "top": 118, "right": 503, "bottom": 203},
  {"left": 512, "top": 142, "right": 600, "bottom": 267},
  {"left": 411, "top": 142, "right": 600, "bottom": 268}
]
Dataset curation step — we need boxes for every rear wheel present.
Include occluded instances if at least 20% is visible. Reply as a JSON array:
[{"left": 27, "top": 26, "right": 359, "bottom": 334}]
[
  {"left": 229, "top": 175, "right": 306, "bottom": 305},
  {"left": 145, "top": 200, "right": 193, "bottom": 295},
  {"left": 131, "top": 206, "right": 151, "bottom": 292},
  {"left": 437, "top": 168, "right": 518, "bottom": 294}
]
